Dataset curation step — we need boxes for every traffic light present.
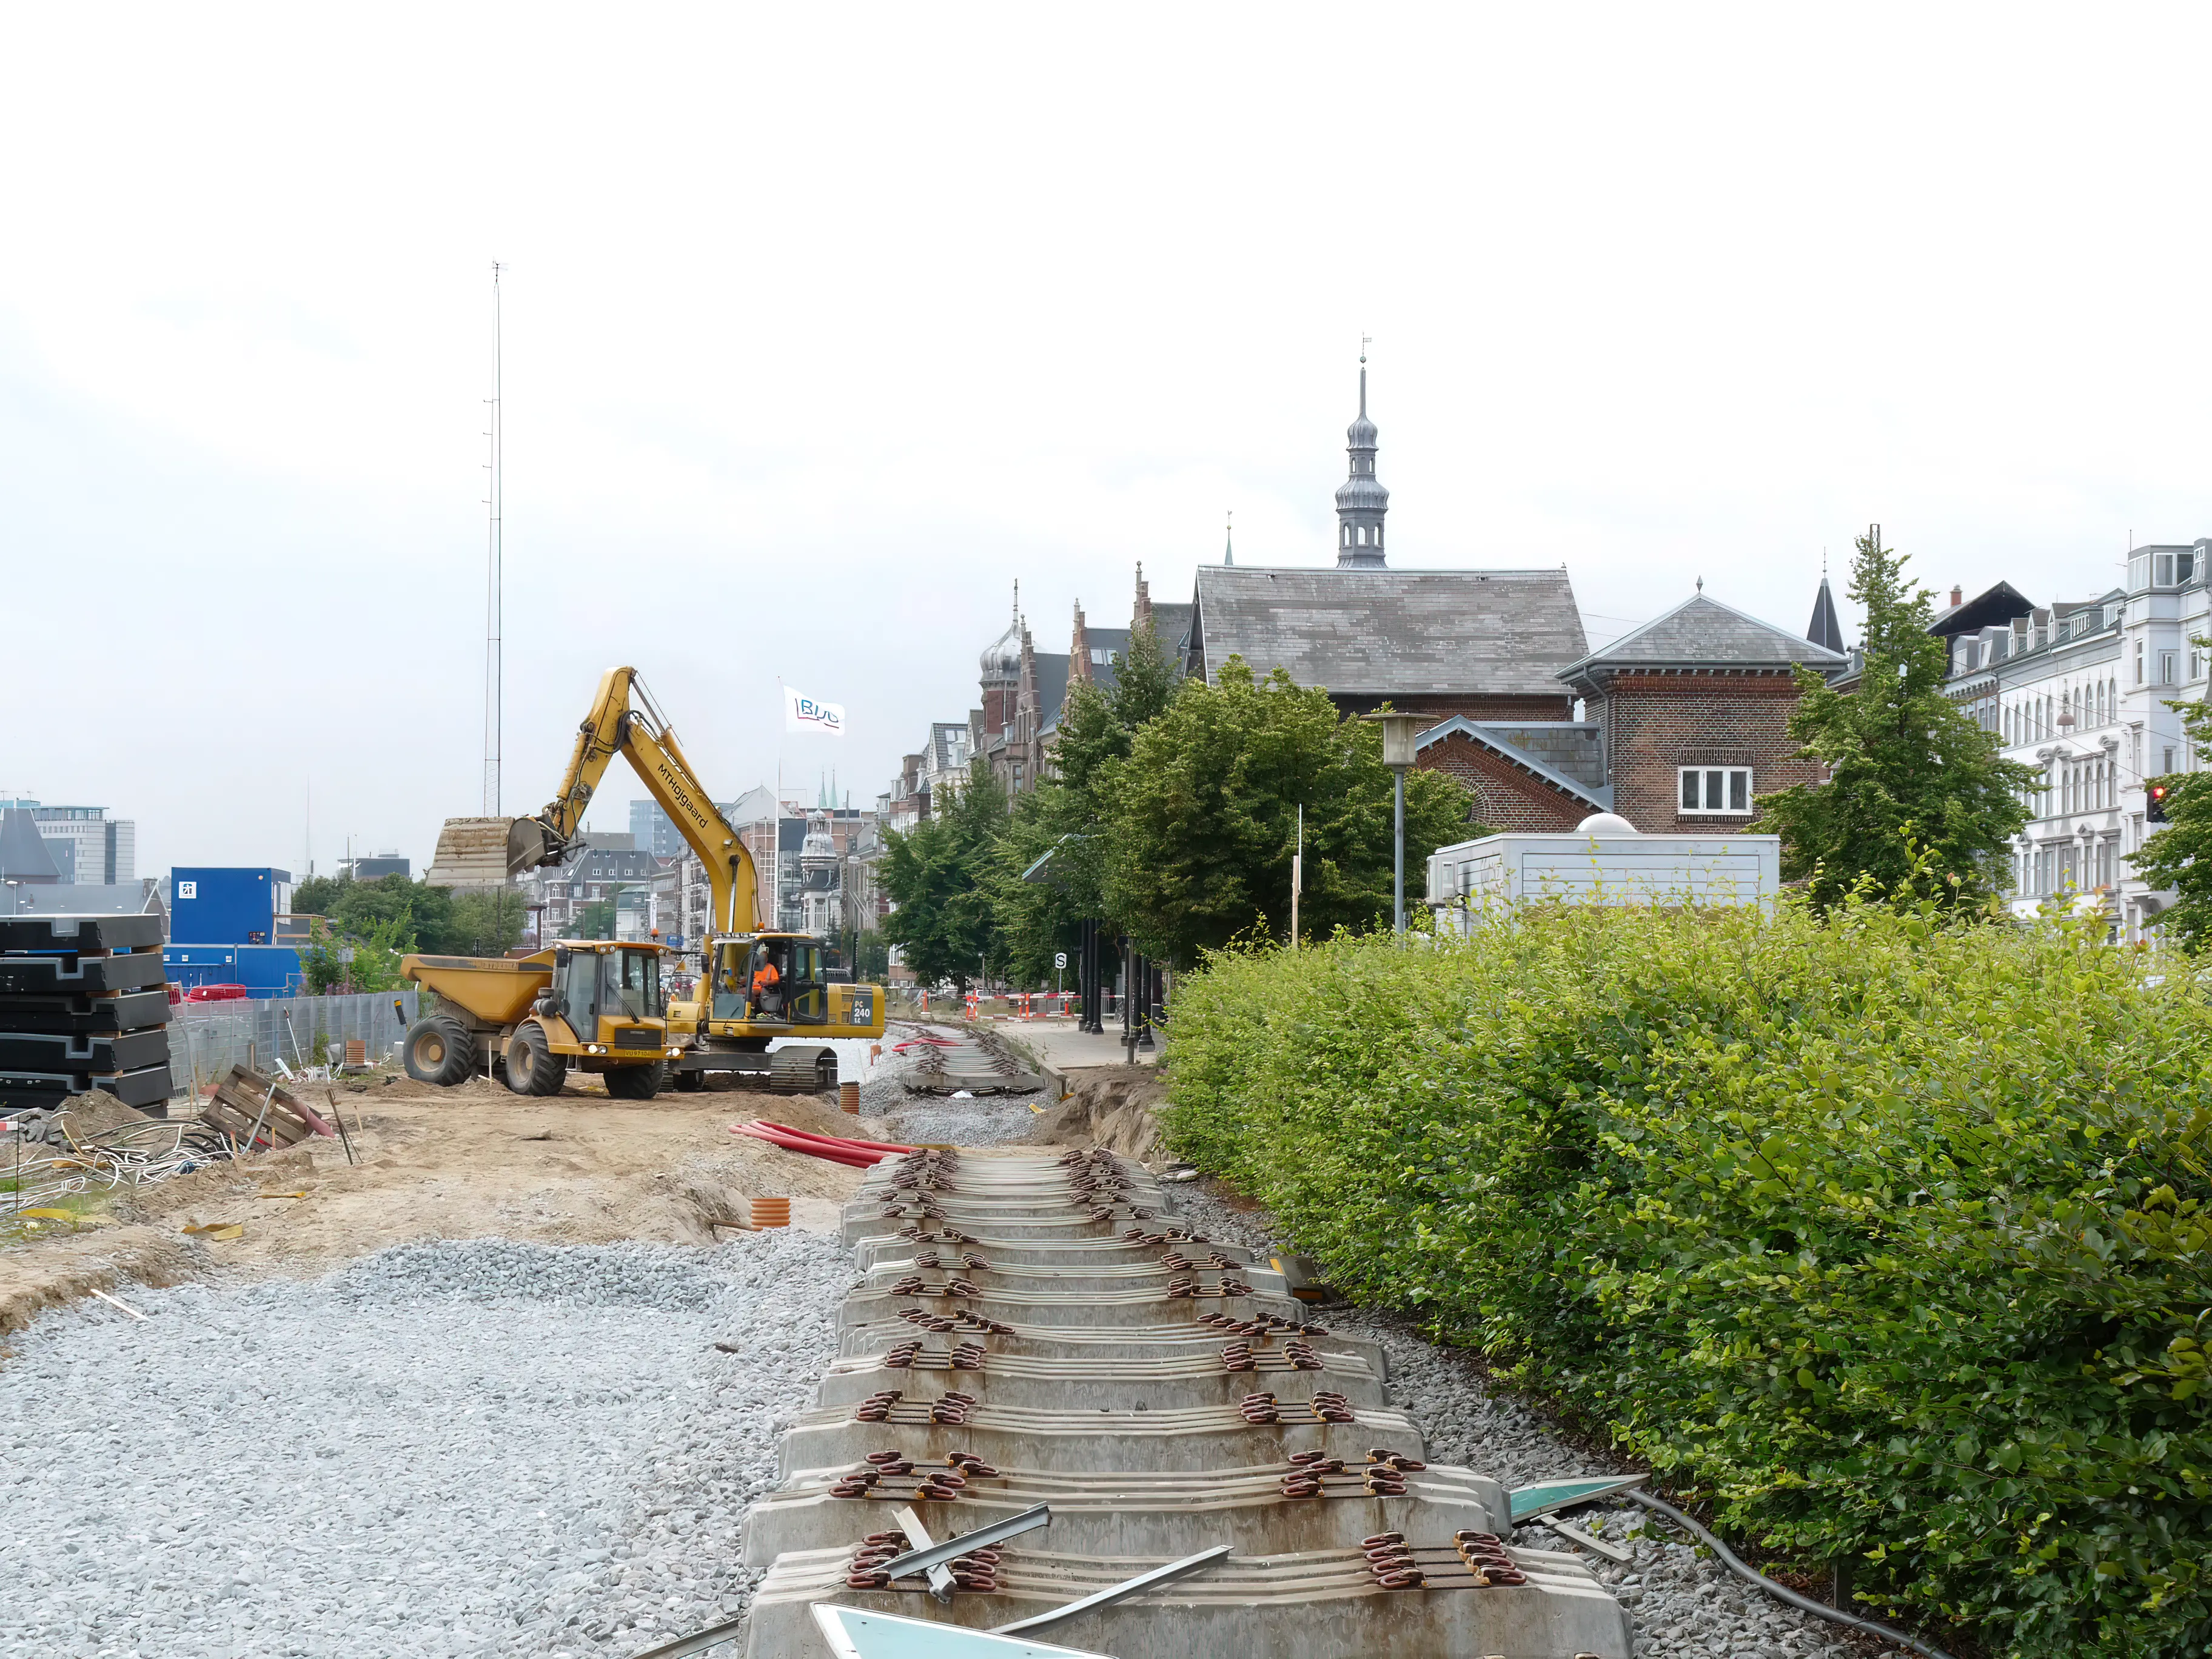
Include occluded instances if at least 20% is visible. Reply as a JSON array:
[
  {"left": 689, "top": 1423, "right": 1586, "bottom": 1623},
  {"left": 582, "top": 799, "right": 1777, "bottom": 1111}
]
[{"left": 2148, "top": 781, "right": 2172, "bottom": 823}]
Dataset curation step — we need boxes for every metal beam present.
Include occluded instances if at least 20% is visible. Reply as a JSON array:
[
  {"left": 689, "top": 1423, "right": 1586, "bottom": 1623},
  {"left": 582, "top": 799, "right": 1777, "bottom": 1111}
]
[
  {"left": 879, "top": 1501, "right": 1054, "bottom": 1601},
  {"left": 991, "top": 1545, "right": 1231, "bottom": 1637}
]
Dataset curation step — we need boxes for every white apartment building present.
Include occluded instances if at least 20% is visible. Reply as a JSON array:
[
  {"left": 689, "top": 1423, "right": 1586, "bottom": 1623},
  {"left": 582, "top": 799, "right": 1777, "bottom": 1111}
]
[{"left": 1944, "top": 540, "right": 2208, "bottom": 940}]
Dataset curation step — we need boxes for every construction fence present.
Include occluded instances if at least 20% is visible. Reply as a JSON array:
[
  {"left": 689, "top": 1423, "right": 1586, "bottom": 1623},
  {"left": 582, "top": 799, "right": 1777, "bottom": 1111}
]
[{"left": 169, "top": 991, "right": 420, "bottom": 1099}]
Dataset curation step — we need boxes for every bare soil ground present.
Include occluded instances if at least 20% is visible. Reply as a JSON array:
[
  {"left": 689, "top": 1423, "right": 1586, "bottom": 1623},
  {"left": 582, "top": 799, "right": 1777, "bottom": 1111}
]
[{"left": 0, "top": 1070, "right": 881, "bottom": 1333}]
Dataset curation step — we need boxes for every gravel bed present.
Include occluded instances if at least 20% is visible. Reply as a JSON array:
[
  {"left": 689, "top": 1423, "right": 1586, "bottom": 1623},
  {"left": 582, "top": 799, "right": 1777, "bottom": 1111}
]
[
  {"left": 871, "top": 1022, "right": 1042, "bottom": 1146},
  {"left": 1166, "top": 1182, "right": 1874, "bottom": 1659},
  {"left": 1, "top": 1232, "right": 848, "bottom": 1659}
]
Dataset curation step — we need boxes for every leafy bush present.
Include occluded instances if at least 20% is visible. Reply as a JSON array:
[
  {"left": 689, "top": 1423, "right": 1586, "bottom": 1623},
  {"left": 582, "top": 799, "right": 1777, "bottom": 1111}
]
[{"left": 1164, "top": 900, "right": 2212, "bottom": 1656}]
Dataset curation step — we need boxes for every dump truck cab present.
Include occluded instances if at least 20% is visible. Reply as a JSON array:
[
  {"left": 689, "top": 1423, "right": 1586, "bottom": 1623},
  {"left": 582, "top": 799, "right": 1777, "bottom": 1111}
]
[{"left": 400, "top": 939, "right": 685, "bottom": 1099}]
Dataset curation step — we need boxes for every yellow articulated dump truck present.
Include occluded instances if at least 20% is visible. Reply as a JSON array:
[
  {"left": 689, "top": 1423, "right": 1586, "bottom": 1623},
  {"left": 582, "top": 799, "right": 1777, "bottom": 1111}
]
[
  {"left": 400, "top": 940, "right": 682, "bottom": 1096},
  {"left": 422, "top": 666, "right": 886, "bottom": 1098}
]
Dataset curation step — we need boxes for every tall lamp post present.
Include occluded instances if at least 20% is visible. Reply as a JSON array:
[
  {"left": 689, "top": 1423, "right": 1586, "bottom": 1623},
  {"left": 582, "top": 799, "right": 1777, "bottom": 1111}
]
[{"left": 1364, "top": 712, "right": 1427, "bottom": 934}]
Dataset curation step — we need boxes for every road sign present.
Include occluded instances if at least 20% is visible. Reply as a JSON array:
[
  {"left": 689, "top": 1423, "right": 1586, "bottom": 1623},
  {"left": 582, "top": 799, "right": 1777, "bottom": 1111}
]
[{"left": 1054, "top": 953, "right": 1067, "bottom": 970}]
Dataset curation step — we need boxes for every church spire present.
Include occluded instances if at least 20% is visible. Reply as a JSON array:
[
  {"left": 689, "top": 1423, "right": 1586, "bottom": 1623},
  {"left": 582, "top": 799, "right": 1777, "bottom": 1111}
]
[
  {"left": 1806, "top": 572, "right": 1844, "bottom": 654},
  {"left": 1224, "top": 509, "right": 1234, "bottom": 566},
  {"left": 1334, "top": 340, "right": 1389, "bottom": 569}
]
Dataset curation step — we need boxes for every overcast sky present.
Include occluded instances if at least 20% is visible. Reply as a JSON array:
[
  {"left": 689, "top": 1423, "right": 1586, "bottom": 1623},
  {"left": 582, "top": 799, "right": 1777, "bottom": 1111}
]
[{"left": 8, "top": 5, "right": 2211, "bottom": 878}]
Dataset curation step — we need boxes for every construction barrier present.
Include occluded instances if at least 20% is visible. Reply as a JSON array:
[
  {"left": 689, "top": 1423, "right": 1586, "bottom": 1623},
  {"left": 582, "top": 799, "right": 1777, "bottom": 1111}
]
[{"left": 170, "top": 990, "right": 419, "bottom": 1102}]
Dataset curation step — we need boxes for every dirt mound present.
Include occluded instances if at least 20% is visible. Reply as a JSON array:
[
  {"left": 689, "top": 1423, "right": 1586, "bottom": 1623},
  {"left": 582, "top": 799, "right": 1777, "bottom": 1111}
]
[
  {"left": 1026, "top": 1065, "right": 1167, "bottom": 1162},
  {"left": 50, "top": 1091, "right": 153, "bottom": 1141}
]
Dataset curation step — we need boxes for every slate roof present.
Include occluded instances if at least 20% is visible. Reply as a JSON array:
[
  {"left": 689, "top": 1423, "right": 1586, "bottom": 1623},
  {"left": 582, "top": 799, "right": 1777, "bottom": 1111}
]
[
  {"left": 1930, "top": 580, "right": 2034, "bottom": 639},
  {"left": 1415, "top": 717, "right": 1611, "bottom": 810},
  {"left": 1149, "top": 602, "right": 1195, "bottom": 659},
  {"left": 1185, "top": 567, "right": 1587, "bottom": 697},
  {"left": 0, "top": 809, "right": 61, "bottom": 881},
  {"left": 1079, "top": 628, "right": 1132, "bottom": 697},
  {"left": 1032, "top": 652, "right": 1071, "bottom": 730},
  {"left": 1559, "top": 593, "right": 1848, "bottom": 692}
]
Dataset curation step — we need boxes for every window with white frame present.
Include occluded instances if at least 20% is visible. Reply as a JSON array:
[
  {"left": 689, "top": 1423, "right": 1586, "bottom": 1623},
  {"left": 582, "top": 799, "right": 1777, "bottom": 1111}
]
[{"left": 1678, "top": 766, "right": 1752, "bottom": 815}]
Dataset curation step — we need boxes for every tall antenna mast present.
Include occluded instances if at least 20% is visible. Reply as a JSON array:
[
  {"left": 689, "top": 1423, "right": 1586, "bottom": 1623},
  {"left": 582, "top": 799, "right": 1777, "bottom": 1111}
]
[{"left": 483, "top": 261, "right": 506, "bottom": 816}]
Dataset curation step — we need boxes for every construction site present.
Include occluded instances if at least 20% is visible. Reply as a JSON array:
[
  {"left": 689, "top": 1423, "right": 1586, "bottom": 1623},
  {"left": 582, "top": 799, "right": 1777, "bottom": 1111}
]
[
  {"left": 0, "top": 626, "right": 1931, "bottom": 1659},
  {"left": 1, "top": 785, "right": 1909, "bottom": 1659},
  {"left": 3, "top": 1002, "right": 1903, "bottom": 1659}
]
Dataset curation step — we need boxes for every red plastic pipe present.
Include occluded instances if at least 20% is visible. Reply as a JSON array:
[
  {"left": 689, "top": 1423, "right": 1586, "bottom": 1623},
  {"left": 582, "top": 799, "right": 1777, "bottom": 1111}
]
[
  {"left": 755, "top": 1120, "right": 917, "bottom": 1155},
  {"left": 731, "top": 1122, "right": 881, "bottom": 1167}
]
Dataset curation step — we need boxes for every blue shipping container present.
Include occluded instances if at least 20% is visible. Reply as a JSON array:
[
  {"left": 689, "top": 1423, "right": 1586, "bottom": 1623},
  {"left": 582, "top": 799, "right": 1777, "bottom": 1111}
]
[
  {"left": 169, "top": 867, "right": 294, "bottom": 945},
  {"left": 164, "top": 944, "right": 304, "bottom": 998}
]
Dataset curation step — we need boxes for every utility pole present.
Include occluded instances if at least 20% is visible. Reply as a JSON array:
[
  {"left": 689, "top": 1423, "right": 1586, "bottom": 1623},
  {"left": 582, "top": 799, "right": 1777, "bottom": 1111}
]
[
  {"left": 1290, "top": 804, "right": 1302, "bottom": 948},
  {"left": 483, "top": 262, "right": 506, "bottom": 819}
]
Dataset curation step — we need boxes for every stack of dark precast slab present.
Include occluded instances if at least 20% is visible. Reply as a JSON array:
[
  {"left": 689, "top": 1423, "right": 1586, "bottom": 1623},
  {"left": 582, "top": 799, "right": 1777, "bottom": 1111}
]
[
  {"left": 743, "top": 1144, "right": 1631, "bottom": 1658},
  {"left": 0, "top": 914, "right": 173, "bottom": 1118}
]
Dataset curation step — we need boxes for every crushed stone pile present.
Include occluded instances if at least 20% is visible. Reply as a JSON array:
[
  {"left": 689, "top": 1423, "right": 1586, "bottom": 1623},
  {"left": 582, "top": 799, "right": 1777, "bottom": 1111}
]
[{"left": 2, "top": 1232, "right": 847, "bottom": 1659}]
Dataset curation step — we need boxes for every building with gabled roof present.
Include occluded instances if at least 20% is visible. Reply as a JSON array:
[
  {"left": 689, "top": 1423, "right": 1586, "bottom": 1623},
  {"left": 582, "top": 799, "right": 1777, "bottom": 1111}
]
[
  {"left": 1182, "top": 565, "right": 1589, "bottom": 721},
  {"left": 1550, "top": 590, "right": 1848, "bottom": 833}
]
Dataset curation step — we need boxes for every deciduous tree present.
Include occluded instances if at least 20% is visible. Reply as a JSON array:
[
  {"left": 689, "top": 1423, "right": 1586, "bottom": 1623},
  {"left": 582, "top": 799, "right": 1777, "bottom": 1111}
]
[
  {"left": 1099, "top": 657, "right": 1473, "bottom": 967},
  {"left": 1754, "top": 529, "right": 2034, "bottom": 908},
  {"left": 881, "top": 759, "right": 1007, "bottom": 992}
]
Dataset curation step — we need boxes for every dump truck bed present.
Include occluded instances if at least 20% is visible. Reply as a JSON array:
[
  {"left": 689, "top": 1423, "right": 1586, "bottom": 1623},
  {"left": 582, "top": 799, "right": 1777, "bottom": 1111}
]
[{"left": 400, "top": 952, "right": 554, "bottom": 1027}]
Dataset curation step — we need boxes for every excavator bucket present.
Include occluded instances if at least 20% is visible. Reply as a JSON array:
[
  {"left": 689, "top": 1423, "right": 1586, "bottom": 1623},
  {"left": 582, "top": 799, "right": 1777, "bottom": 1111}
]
[{"left": 426, "top": 817, "right": 531, "bottom": 888}]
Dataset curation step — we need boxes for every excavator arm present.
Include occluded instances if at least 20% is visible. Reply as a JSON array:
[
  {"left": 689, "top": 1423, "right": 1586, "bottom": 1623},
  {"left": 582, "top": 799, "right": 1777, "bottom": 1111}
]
[{"left": 505, "top": 666, "right": 760, "bottom": 934}]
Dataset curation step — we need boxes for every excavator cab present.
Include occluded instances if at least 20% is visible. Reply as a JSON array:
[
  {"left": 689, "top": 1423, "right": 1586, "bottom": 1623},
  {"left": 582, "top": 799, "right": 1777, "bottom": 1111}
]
[{"left": 705, "top": 934, "right": 822, "bottom": 1024}]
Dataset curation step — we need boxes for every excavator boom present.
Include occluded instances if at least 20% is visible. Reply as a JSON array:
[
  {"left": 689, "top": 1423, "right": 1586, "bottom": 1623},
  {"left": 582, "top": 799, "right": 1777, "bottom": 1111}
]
[{"left": 505, "top": 666, "right": 760, "bottom": 934}]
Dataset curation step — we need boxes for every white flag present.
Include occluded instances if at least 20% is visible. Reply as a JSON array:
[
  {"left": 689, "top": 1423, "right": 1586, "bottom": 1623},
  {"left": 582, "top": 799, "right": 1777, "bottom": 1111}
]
[{"left": 784, "top": 685, "right": 846, "bottom": 737}]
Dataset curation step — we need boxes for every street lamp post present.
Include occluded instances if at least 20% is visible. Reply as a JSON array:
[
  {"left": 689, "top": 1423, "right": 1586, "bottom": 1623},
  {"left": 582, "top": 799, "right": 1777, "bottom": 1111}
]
[{"left": 1365, "top": 712, "right": 1427, "bottom": 934}]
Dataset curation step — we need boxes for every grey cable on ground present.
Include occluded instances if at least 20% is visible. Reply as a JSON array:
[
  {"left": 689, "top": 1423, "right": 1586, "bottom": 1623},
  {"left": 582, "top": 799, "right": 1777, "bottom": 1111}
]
[{"left": 1626, "top": 1490, "right": 1958, "bottom": 1659}]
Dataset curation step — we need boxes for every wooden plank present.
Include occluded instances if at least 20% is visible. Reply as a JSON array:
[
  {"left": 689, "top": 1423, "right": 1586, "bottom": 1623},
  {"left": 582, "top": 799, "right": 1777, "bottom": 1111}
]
[
  {"left": 212, "top": 1082, "right": 307, "bottom": 1146},
  {"left": 230, "top": 1065, "right": 331, "bottom": 1138},
  {"left": 200, "top": 1100, "right": 276, "bottom": 1150}
]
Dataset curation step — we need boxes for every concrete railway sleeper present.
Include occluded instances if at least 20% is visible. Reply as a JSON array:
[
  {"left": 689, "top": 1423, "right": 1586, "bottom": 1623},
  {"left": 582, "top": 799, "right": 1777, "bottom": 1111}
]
[{"left": 711, "top": 1142, "right": 1635, "bottom": 1658}]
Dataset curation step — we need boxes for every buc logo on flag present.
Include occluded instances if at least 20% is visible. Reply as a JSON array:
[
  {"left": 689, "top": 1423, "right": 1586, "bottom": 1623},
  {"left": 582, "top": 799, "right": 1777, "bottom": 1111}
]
[{"left": 785, "top": 686, "right": 846, "bottom": 736}]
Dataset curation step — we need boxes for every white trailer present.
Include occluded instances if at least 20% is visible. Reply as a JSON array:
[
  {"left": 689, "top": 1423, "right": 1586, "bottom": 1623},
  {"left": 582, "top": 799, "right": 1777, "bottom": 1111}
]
[{"left": 1426, "top": 815, "right": 1780, "bottom": 933}]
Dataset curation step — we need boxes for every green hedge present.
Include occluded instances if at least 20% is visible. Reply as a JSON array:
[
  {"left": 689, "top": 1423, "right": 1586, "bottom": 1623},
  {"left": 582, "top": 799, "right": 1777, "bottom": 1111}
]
[{"left": 1162, "top": 900, "right": 2212, "bottom": 1657}]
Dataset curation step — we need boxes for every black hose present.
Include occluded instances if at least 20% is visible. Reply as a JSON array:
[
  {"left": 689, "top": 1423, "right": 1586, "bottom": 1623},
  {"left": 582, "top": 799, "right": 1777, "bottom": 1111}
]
[{"left": 1626, "top": 1489, "right": 1959, "bottom": 1659}]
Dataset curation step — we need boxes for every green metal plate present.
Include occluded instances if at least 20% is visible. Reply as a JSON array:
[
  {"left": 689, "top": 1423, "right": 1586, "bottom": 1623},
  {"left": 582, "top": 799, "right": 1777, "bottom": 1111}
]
[
  {"left": 811, "top": 1605, "right": 1117, "bottom": 1659},
  {"left": 1507, "top": 1473, "right": 1646, "bottom": 1520}
]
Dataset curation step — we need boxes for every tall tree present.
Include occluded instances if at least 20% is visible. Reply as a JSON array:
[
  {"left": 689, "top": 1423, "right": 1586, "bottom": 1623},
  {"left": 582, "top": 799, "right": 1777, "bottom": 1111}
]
[
  {"left": 447, "top": 887, "right": 528, "bottom": 956},
  {"left": 1099, "top": 657, "right": 1473, "bottom": 968},
  {"left": 881, "top": 759, "right": 1007, "bottom": 993},
  {"left": 987, "top": 618, "right": 1187, "bottom": 984},
  {"left": 2130, "top": 638, "right": 2212, "bottom": 950},
  {"left": 1753, "top": 529, "right": 2035, "bottom": 909}
]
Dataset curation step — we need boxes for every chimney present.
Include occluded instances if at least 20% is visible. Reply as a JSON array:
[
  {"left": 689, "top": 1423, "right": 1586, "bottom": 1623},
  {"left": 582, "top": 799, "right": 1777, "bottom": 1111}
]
[
  {"left": 1133, "top": 561, "right": 1153, "bottom": 632},
  {"left": 1070, "top": 601, "right": 1091, "bottom": 683},
  {"left": 1951, "top": 585, "right": 1963, "bottom": 606}
]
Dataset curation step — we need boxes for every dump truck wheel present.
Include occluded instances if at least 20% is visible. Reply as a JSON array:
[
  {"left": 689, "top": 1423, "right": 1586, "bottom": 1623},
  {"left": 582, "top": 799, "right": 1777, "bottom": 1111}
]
[
  {"left": 506, "top": 1021, "right": 566, "bottom": 1096},
  {"left": 672, "top": 1068, "right": 706, "bottom": 1093},
  {"left": 605, "top": 1061, "right": 665, "bottom": 1100},
  {"left": 403, "top": 1016, "right": 476, "bottom": 1087}
]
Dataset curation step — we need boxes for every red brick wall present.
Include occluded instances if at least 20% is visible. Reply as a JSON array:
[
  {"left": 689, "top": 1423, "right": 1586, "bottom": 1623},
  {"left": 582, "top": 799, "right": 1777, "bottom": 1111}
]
[
  {"left": 1592, "top": 671, "right": 1823, "bottom": 833},
  {"left": 1416, "top": 731, "right": 1594, "bottom": 833}
]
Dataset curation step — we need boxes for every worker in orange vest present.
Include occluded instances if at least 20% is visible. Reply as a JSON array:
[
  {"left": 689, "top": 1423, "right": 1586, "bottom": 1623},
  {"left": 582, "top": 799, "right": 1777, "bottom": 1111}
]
[{"left": 750, "top": 951, "right": 782, "bottom": 1014}]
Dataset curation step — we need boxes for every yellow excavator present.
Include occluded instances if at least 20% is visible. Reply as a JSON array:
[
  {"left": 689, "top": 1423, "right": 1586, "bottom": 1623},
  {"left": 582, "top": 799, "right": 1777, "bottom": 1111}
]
[{"left": 486, "top": 665, "right": 884, "bottom": 1093}]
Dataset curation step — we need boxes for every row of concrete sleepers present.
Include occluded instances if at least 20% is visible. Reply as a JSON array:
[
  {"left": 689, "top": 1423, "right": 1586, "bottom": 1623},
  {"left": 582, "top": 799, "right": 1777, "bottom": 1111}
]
[{"left": 740, "top": 1143, "right": 1634, "bottom": 1658}]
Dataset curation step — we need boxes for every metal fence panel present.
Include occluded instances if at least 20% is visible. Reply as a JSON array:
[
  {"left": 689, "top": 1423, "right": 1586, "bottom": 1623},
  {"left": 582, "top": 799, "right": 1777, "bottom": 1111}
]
[{"left": 169, "top": 990, "right": 420, "bottom": 1101}]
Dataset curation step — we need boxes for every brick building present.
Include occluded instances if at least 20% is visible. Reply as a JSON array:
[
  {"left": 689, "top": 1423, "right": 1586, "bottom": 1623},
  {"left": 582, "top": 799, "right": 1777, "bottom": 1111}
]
[
  {"left": 1553, "top": 591, "right": 1846, "bottom": 832},
  {"left": 1413, "top": 717, "right": 1609, "bottom": 831}
]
